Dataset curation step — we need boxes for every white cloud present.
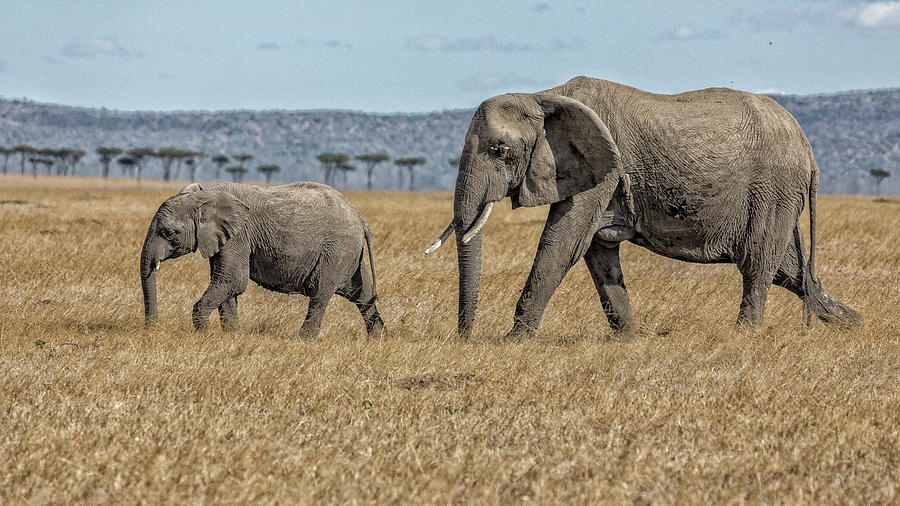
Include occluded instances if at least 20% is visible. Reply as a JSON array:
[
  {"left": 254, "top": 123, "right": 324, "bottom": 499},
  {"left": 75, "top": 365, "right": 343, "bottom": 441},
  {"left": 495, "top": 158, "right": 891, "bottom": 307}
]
[
  {"left": 656, "top": 24, "right": 723, "bottom": 41},
  {"left": 459, "top": 73, "right": 552, "bottom": 93},
  {"left": 856, "top": 1, "right": 900, "bottom": 28},
  {"left": 407, "top": 35, "right": 533, "bottom": 52},
  {"left": 61, "top": 37, "right": 140, "bottom": 59},
  {"left": 754, "top": 87, "right": 789, "bottom": 95}
]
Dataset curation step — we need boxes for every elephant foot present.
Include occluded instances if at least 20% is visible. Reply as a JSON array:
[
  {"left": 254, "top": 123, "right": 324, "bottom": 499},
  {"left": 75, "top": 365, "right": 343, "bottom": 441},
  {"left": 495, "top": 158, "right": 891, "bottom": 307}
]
[
  {"left": 366, "top": 318, "right": 385, "bottom": 339},
  {"left": 191, "top": 304, "right": 210, "bottom": 331},
  {"left": 504, "top": 322, "right": 537, "bottom": 342},
  {"left": 806, "top": 290, "right": 864, "bottom": 329},
  {"left": 295, "top": 326, "right": 321, "bottom": 341}
]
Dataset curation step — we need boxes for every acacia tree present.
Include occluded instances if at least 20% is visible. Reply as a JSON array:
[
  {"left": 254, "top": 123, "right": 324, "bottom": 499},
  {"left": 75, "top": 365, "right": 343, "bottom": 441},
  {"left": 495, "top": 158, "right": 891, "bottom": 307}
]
[
  {"left": 0, "top": 146, "right": 11, "bottom": 174},
  {"left": 127, "top": 148, "right": 155, "bottom": 183},
  {"left": 97, "top": 147, "right": 123, "bottom": 178},
  {"left": 394, "top": 157, "right": 426, "bottom": 191},
  {"left": 65, "top": 149, "right": 85, "bottom": 176},
  {"left": 257, "top": 164, "right": 281, "bottom": 184},
  {"left": 49, "top": 148, "right": 70, "bottom": 175},
  {"left": 181, "top": 152, "right": 206, "bottom": 182},
  {"left": 232, "top": 153, "right": 253, "bottom": 176},
  {"left": 337, "top": 162, "right": 356, "bottom": 190},
  {"left": 211, "top": 154, "right": 229, "bottom": 180},
  {"left": 870, "top": 168, "right": 891, "bottom": 196},
  {"left": 33, "top": 149, "right": 54, "bottom": 176},
  {"left": 50, "top": 148, "right": 77, "bottom": 176},
  {"left": 157, "top": 147, "right": 187, "bottom": 181},
  {"left": 317, "top": 152, "right": 348, "bottom": 186},
  {"left": 225, "top": 165, "right": 247, "bottom": 182},
  {"left": 355, "top": 153, "right": 389, "bottom": 190},
  {"left": 117, "top": 156, "right": 136, "bottom": 177},
  {"left": 15, "top": 145, "right": 35, "bottom": 176},
  {"left": 36, "top": 157, "right": 54, "bottom": 176}
]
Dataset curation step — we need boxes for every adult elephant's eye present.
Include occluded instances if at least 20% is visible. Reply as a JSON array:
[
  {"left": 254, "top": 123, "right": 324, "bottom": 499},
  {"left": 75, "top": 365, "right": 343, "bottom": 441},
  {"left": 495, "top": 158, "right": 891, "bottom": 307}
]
[{"left": 489, "top": 142, "right": 511, "bottom": 158}]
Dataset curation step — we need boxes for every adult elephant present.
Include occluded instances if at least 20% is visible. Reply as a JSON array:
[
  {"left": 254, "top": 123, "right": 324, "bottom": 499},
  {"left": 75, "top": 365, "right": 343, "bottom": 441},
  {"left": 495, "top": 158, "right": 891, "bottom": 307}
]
[{"left": 426, "top": 76, "right": 861, "bottom": 339}]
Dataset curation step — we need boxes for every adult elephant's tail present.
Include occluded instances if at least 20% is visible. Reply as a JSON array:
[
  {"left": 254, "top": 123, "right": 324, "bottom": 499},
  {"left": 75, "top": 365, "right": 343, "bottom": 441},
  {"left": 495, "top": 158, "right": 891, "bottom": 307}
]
[
  {"left": 808, "top": 166, "right": 818, "bottom": 284},
  {"left": 363, "top": 219, "right": 377, "bottom": 300}
]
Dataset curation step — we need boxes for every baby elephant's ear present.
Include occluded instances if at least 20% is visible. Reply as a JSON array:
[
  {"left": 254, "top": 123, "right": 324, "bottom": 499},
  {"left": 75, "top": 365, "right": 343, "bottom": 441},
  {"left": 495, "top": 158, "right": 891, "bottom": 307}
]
[
  {"left": 178, "top": 183, "right": 204, "bottom": 194},
  {"left": 191, "top": 191, "right": 250, "bottom": 258}
]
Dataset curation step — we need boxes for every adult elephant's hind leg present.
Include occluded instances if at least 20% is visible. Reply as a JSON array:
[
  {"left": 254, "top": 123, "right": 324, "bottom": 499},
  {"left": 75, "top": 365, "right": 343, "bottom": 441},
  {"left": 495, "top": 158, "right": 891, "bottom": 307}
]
[
  {"left": 736, "top": 204, "right": 795, "bottom": 327},
  {"left": 774, "top": 225, "right": 862, "bottom": 327},
  {"left": 584, "top": 239, "right": 634, "bottom": 332}
]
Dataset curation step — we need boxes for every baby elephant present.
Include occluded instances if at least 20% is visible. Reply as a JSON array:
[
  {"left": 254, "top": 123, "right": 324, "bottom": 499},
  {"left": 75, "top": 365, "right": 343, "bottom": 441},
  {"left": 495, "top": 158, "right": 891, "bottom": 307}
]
[{"left": 140, "top": 182, "right": 384, "bottom": 339}]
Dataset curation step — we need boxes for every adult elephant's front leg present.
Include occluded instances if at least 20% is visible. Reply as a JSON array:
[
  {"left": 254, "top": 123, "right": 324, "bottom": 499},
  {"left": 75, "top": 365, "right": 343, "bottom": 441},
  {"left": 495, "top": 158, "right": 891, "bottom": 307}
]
[{"left": 508, "top": 195, "right": 604, "bottom": 341}]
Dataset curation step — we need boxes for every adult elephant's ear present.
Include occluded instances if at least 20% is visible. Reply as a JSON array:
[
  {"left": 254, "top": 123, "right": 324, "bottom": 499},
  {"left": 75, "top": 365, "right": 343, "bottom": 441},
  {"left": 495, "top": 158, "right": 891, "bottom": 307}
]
[
  {"left": 190, "top": 191, "right": 250, "bottom": 258},
  {"left": 518, "top": 94, "right": 620, "bottom": 207}
]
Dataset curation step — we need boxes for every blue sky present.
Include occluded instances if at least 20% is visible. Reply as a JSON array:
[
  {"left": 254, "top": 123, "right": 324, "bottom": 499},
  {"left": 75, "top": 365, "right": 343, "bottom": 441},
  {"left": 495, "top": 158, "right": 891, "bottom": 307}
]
[{"left": 0, "top": 0, "right": 898, "bottom": 112}]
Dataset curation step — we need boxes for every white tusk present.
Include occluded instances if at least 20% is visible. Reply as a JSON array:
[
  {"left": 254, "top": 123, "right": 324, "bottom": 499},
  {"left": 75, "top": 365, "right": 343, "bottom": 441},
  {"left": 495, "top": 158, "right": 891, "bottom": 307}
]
[
  {"left": 424, "top": 222, "right": 454, "bottom": 255},
  {"left": 154, "top": 261, "right": 160, "bottom": 272},
  {"left": 461, "top": 201, "right": 494, "bottom": 244}
]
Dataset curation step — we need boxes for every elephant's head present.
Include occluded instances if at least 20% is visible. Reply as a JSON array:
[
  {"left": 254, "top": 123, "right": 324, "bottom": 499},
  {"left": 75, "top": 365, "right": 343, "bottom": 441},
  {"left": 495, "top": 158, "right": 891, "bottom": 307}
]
[
  {"left": 140, "top": 184, "right": 249, "bottom": 325},
  {"left": 425, "top": 93, "right": 621, "bottom": 337}
]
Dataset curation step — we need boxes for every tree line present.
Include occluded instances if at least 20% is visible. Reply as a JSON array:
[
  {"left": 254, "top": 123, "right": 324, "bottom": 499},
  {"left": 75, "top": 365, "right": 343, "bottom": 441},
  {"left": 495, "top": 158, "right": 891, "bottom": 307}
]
[
  {"left": 316, "top": 153, "right": 430, "bottom": 191},
  {"left": 0, "top": 144, "right": 443, "bottom": 190},
  {"left": 0, "top": 145, "right": 86, "bottom": 177},
  {"left": 1, "top": 143, "right": 892, "bottom": 195}
]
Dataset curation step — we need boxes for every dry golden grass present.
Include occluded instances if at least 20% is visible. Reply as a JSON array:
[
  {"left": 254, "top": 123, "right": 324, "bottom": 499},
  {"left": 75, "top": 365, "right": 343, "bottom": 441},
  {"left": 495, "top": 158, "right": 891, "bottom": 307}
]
[{"left": 1, "top": 174, "right": 898, "bottom": 504}]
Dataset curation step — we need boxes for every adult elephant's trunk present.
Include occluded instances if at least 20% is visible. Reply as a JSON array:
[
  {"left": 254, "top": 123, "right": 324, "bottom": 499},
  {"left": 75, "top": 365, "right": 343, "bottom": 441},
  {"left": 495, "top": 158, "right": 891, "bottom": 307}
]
[
  {"left": 455, "top": 225, "right": 482, "bottom": 338},
  {"left": 140, "top": 222, "right": 160, "bottom": 325},
  {"left": 454, "top": 176, "right": 490, "bottom": 339}
]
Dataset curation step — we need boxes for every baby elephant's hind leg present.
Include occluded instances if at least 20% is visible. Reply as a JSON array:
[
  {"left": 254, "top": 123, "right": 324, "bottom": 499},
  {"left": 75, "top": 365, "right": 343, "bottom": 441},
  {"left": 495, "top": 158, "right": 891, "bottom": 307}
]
[
  {"left": 338, "top": 259, "right": 384, "bottom": 338},
  {"left": 298, "top": 291, "right": 334, "bottom": 340}
]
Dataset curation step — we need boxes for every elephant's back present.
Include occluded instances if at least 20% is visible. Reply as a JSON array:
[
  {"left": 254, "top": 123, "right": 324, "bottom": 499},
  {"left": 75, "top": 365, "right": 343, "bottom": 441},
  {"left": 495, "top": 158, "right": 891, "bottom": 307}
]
[{"left": 263, "top": 183, "right": 363, "bottom": 234}]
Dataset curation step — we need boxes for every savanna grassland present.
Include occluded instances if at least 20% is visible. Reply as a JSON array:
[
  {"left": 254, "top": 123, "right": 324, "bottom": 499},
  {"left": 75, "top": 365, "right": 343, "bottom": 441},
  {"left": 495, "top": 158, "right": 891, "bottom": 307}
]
[{"left": 1, "top": 174, "right": 898, "bottom": 504}]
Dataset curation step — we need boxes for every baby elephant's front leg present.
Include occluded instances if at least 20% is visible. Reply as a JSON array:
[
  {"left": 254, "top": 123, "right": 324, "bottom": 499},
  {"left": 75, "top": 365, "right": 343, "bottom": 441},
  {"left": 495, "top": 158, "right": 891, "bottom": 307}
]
[
  {"left": 193, "top": 285, "right": 237, "bottom": 330},
  {"left": 193, "top": 255, "right": 248, "bottom": 330}
]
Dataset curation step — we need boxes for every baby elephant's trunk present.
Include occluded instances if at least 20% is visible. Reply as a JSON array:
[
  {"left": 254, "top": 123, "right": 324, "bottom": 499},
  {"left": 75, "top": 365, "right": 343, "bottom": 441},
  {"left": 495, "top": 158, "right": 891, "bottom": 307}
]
[
  {"left": 141, "top": 268, "right": 158, "bottom": 325},
  {"left": 140, "top": 222, "right": 160, "bottom": 325}
]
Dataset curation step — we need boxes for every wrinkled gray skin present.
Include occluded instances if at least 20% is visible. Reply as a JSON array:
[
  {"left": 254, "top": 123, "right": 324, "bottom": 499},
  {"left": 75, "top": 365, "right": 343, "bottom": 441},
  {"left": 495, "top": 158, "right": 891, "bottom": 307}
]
[
  {"left": 434, "top": 76, "right": 861, "bottom": 339},
  {"left": 140, "top": 182, "right": 383, "bottom": 339}
]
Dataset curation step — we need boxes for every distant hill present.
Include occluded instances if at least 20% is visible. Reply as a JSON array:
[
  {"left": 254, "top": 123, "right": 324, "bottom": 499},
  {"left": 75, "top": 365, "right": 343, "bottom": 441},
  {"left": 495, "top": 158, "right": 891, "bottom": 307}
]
[{"left": 1, "top": 88, "right": 898, "bottom": 194}]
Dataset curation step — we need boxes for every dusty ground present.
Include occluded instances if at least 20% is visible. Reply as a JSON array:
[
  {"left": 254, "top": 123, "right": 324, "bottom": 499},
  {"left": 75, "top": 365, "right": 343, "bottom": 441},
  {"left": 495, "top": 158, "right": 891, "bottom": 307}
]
[{"left": 1, "top": 174, "right": 898, "bottom": 503}]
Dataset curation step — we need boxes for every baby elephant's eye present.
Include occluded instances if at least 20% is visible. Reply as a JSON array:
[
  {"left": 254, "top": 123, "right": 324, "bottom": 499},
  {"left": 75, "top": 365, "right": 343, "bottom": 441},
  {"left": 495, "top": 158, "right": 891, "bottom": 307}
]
[{"left": 162, "top": 228, "right": 178, "bottom": 240}]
